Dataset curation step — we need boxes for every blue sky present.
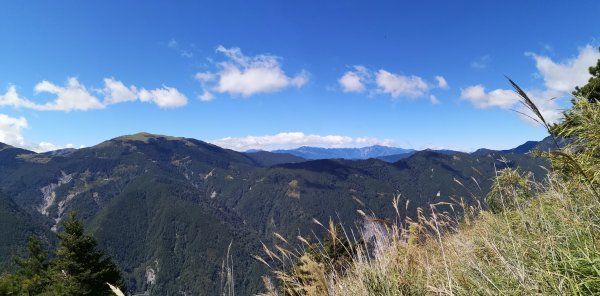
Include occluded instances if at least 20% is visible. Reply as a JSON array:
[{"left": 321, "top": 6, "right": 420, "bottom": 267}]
[{"left": 0, "top": 1, "right": 599, "bottom": 152}]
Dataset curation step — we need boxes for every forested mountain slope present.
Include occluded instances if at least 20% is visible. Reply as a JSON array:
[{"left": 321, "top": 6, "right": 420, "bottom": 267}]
[{"left": 0, "top": 133, "right": 549, "bottom": 295}]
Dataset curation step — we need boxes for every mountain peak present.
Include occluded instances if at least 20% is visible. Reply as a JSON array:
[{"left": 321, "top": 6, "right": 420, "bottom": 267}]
[
  {"left": 112, "top": 132, "right": 185, "bottom": 143},
  {"left": 91, "top": 132, "right": 205, "bottom": 152}
]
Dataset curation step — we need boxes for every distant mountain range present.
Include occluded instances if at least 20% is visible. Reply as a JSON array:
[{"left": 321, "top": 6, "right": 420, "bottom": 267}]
[
  {"left": 0, "top": 132, "right": 555, "bottom": 295},
  {"left": 270, "top": 145, "right": 415, "bottom": 160},
  {"left": 260, "top": 138, "right": 554, "bottom": 163}
]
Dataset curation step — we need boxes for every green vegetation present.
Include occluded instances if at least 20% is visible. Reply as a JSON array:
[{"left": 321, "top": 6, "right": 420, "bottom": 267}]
[
  {"left": 0, "top": 129, "right": 547, "bottom": 294},
  {"left": 258, "top": 57, "right": 600, "bottom": 295},
  {"left": 0, "top": 212, "right": 124, "bottom": 295},
  {"left": 572, "top": 46, "right": 600, "bottom": 103}
]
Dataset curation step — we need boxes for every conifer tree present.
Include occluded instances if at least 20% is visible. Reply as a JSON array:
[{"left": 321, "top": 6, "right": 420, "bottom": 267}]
[
  {"left": 572, "top": 46, "right": 600, "bottom": 103},
  {"left": 14, "top": 237, "right": 51, "bottom": 295},
  {"left": 50, "top": 211, "right": 124, "bottom": 296},
  {"left": 0, "top": 237, "right": 51, "bottom": 295}
]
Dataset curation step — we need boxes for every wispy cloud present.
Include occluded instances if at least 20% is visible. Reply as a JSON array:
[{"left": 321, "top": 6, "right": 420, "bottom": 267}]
[
  {"left": 210, "top": 132, "right": 395, "bottom": 151},
  {"left": 429, "top": 95, "right": 440, "bottom": 105},
  {"left": 167, "top": 38, "right": 194, "bottom": 58},
  {"left": 435, "top": 75, "right": 449, "bottom": 89},
  {"left": 195, "top": 46, "right": 308, "bottom": 99},
  {"left": 470, "top": 54, "right": 491, "bottom": 69}
]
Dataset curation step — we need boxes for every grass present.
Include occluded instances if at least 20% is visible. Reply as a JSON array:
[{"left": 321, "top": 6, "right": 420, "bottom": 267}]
[
  {"left": 255, "top": 168, "right": 600, "bottom": 295},
  {"left": 255, "top": 84, "right": 600, "bottom": 295}
]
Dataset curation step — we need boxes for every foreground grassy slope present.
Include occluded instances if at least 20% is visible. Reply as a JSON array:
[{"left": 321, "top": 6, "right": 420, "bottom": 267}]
[
  {"left": 261, "top": 90, "right": 600, "bottom": 295},
  {"left": 266, "top": 173, "right": 599, "bottom": 295}
]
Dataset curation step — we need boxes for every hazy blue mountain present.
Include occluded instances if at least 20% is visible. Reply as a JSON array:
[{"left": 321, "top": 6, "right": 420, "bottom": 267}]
[
  {"left": 503, "top": 140, "right": 539, "bottom": 154},
  {"left": 534, "top": 136, "right": 570, "bottom": 152},
  {"left": 472, "top": 136, "right": 565, "bottom": 157},
  {"left": 272, "top": 145, "right": 415, "bottom": 160}
]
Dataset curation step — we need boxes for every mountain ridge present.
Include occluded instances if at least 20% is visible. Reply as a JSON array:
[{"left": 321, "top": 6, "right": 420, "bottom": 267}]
[
  {"left": 271, "top": 145, "right": 415, "bottom": 160},
  {"left": 0, "top": 132, "right": 551, "bottom": 295}
]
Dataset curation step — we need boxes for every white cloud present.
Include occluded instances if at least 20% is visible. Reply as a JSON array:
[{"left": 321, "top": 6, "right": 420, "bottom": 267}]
[
  {"left": 527, "top": 45, "right": 600, "bottom": 93},
  {"left": 99, "top": 78, "right": 188, "bottom": 108},
  {"left": 339, "top": 65, "right": 369, "bottom": 93},
  {"left": 290, "top": 72, "right": 308, "bottom": 87},
  {"left": 435, "top": 76, "right": 449, "bottom": 89},
  {"left": 375, "top": 70, "right": 429, "bottom": 98},
  {"left": 517, "top": 89, "right": 563, "bottom": 124},
  {"left": 36, "top": 142, "right": 60, "bottom": 152},
  {"left": 195, "top": 72, "right": 215, "bottom": 102},
  {"left": 460, "top": 85, "right": 564, "bottom": 124},
  {"left": 35, "top": 142, "right": 87, "bottom": 152},
  {"left": 461, "top": 45, "right": 599, "bottom": 124},
  {"left": 195, "top": 46, "right": 308, "bottom": 98},
  {"left": 0, "top": 85, "right": 37, "bottom": 109},
  {"left": 217, "top": 66, "right": 288, "bottom": 95},
  {"left": 460, "top": 85, "right": 519, "bottom": 109},
  {"left": 34, "top": 78, "right": 104, "bottom": 111},
  {"left": 0, "top": 114, "right": 28, "bottom": 146},
  {"left": 138, "top": 86, "right": 188, "bottom": 108},
  {"left": 23, "top": 141, "right": 84, "bottom": 153},
  {"left": 101, "top": 78, "right": 188, "bottom": 108},
  {"left": 339, "top": 72, "right": 364, "bottom": 92},
  {"left": 0, "top": 113, "right": 84, "bottom": 152},
  {"left": 0, "top": 78, "right": 188, "bottom": 111},
  {"left": 101, "top": 78, "right": 138, "bottom": 105},
  {"left": 210, "top": 132, "right": 395, "bottom": 151},
  {"left": 0, "top": 112, "right": 86, "bottom": 152},
  {"left": 337, "top": 67, "right": 448, "bottom": 103}
]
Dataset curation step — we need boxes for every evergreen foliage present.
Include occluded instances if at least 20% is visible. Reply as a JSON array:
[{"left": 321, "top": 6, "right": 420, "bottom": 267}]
[
  {"left": 0, "top": 237, "right": 51, "bottom": 295},
  {"left": 50, "top": 211, "right": 124, "bottom": 295},
  {"left": 0, "top": 212, "right": 124, "bottom": 295},
  {"left": 551, "top": 94, "right": 600, "bottom": 190},
  {"left": 572, "top": 46, "right": 600, "bottom": 103}
]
